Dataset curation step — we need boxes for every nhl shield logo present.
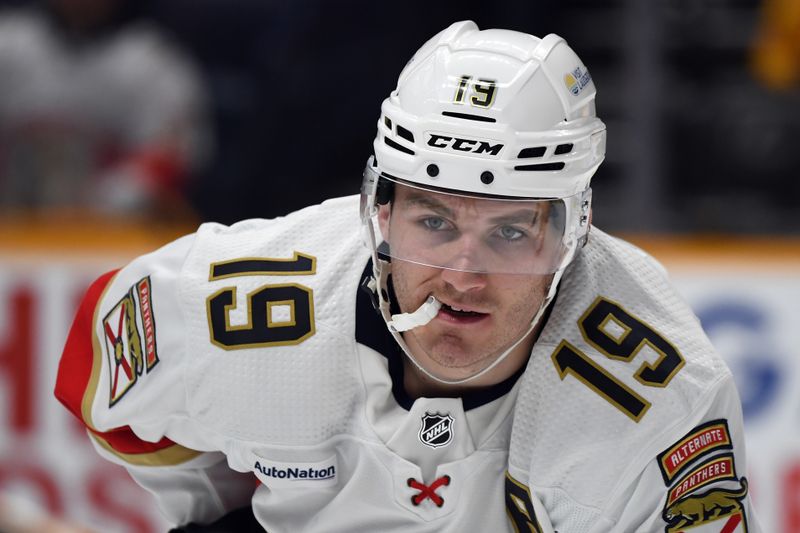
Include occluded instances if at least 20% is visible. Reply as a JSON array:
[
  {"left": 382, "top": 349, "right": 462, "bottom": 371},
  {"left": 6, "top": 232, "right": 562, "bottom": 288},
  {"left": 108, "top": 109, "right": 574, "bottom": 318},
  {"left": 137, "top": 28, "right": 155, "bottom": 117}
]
[{"left": 419, "top": 412, "right": 454, "bottom": 449}]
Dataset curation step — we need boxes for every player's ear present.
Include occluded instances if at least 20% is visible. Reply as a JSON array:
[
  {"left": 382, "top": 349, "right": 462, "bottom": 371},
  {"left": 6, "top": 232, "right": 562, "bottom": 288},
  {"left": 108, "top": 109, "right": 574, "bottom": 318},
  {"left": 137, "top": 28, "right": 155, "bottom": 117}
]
[{"left": 377, "top": 203, "right": 391, "bottom": 241}]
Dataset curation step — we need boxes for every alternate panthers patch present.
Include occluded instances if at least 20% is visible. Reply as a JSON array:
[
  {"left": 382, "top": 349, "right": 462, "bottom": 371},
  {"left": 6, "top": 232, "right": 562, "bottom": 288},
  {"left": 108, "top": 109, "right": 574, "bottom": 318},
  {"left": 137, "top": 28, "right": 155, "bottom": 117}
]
[
  {"left": 101, "top": 277, "right": 159, "bottom": 406},
  {"left": 657, "top": 419, "right": 733, "bottom": 484}
]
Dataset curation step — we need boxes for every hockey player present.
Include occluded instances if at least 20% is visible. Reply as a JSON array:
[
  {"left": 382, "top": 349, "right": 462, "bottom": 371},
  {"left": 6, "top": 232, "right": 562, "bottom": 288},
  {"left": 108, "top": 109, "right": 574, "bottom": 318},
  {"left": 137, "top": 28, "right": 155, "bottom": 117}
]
[{"left": 55, "top": 21, "right": 761, "bottom": 532}]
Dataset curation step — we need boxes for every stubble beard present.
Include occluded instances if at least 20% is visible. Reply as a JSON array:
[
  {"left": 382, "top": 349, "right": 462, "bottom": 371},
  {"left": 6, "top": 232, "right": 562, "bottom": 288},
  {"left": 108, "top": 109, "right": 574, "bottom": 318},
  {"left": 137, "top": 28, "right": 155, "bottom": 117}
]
[{"left": 392, "top": 267, "right": 548, "bottom": 376}]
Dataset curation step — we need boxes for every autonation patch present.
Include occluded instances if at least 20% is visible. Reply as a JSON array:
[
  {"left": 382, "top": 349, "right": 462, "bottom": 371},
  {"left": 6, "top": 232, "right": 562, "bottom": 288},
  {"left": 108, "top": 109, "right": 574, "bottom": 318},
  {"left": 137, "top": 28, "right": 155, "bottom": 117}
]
[{"left": 252, "top": 456, "right": 339, "bottom": 488}]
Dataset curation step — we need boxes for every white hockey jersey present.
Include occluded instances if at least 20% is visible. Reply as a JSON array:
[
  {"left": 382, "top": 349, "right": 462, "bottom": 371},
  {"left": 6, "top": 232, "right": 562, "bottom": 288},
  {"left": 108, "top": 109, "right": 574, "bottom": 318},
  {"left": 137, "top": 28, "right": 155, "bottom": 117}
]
[{"left": 55, "top": 195, "right": 760, "bottom": 532}]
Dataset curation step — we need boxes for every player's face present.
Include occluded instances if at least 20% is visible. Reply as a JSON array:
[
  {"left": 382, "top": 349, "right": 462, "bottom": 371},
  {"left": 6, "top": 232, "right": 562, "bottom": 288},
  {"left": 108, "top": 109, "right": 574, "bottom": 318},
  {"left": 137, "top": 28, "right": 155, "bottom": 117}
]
[{"left": 378, "top": 185, "right": 554, "bottom": 382}]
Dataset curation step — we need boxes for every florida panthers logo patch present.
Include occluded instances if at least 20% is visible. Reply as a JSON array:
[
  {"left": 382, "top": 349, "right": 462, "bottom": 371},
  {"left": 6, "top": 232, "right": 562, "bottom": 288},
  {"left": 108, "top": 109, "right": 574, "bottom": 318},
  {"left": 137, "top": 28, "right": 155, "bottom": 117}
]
[
  {"left": 663, "top": 478, "right": 749, "bottom": 532},
  {"left": 419, "top": 412, "right": 454, "bottom": 449},
  {"left": 101, "top": 277, "right": 159, "bottom": 406}
]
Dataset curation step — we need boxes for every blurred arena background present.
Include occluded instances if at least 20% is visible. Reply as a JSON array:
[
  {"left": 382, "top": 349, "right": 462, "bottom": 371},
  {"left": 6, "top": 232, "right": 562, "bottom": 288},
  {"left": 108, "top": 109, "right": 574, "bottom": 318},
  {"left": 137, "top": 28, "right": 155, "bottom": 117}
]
[{"left": 0, "top": 0, "right": 797, "bottom": 531}]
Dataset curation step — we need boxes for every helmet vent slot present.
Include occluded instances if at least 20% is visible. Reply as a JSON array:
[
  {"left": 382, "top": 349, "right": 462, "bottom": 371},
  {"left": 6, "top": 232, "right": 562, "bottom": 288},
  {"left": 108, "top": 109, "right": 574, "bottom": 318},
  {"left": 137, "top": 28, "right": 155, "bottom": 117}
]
[
  {"left": 554, "top": 143, "right": 573, "bottom": 155},
  {"left": 441, "top": 111, "right": 496, "bottom": 123},
  {"left": 397, "top": 125, "right": 415, "bottom": 143},
  {"left": 518, "top": 147, "right": 546, "bottom": 158},
  {"left": 514, "top": 162, "right": 566, "bottom": 171},
  {"left": 384, "top": 116, "right": 393, "bottom": 130},
  {"left": 384, "top": 137, "right": 415, "bottom": 156}
]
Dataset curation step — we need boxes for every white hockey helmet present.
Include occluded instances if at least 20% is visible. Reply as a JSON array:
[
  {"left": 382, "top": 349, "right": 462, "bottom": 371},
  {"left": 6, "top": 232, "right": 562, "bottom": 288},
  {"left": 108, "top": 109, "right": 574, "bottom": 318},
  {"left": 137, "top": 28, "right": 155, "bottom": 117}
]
[
  {"left": 360, "top": 21, "right": 606, "bottom": 384},
  {"left": 371, "top": 20, "right": 605, "bottom": 197}
]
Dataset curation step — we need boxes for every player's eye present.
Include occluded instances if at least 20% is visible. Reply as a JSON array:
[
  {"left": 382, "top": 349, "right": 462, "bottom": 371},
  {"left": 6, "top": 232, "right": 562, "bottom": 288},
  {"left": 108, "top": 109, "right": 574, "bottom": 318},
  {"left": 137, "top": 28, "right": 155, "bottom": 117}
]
[
  {"left": 495, "top": 225, "right": 526, "bottom": 242},
  {"left": 420, "top": 216, "right": 452, "bottom": 232}
]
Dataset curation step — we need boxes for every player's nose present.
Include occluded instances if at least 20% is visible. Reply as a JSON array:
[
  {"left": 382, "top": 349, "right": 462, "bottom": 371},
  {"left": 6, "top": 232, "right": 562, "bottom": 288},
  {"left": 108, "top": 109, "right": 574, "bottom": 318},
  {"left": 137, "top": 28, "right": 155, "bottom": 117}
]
[{"left": 439, "top": 264, "right": 488, "bottom": 293}]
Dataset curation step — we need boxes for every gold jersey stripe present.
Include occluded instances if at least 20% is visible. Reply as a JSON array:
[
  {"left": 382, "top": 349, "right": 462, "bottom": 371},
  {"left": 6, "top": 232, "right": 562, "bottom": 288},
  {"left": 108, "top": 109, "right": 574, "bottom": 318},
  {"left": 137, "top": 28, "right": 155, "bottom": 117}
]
[{"left": 90, "top": 432, "right": 202, "bottom": 467}]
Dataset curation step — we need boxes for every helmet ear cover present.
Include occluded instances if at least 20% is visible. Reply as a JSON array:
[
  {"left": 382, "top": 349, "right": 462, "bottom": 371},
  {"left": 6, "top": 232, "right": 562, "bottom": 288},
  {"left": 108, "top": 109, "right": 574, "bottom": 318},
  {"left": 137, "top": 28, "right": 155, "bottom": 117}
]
[{"left": 376, "top": 176, "right": 394, "bottom": 206}]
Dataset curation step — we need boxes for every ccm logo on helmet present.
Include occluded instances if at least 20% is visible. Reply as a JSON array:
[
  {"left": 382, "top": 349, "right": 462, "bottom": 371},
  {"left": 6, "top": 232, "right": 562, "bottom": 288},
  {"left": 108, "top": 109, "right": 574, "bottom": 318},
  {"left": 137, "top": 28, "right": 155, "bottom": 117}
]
[{"left": 427, "top": 134, "right": 504, "bottom": 157}]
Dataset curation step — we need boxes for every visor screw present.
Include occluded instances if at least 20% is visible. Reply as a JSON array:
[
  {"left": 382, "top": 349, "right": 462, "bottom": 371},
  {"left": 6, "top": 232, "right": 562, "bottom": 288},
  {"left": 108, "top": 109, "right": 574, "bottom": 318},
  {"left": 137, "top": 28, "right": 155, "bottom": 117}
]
[
  {"left": 426, "top": 164, "right": 439, "bottom": 177},
  {"left": 480, "top": 171, "right": 494, "bottom": 184}
]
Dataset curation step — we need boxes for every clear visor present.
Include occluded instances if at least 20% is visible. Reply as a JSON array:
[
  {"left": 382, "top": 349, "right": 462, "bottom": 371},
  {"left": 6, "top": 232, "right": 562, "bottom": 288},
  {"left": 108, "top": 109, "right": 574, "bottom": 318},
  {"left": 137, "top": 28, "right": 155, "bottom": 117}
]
[{"left": 362, "top": 170, "right": 580, "bottom": 276}]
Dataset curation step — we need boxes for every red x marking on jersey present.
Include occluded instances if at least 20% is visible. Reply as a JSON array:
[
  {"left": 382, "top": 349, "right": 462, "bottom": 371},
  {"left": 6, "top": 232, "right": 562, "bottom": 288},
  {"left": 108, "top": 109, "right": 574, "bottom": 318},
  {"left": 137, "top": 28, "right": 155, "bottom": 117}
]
[{"left": 407, "top": 475, "right": 451, "bottom": 507}]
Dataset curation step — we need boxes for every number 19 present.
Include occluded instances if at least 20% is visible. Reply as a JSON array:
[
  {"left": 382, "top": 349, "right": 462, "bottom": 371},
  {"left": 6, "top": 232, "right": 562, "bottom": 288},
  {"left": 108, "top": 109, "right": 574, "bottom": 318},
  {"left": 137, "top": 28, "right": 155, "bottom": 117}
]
[
  {"left": 551, "top": 297, "right": 685, "bottom": 422},
  {"left": 454, "top": 75, "right": 497, "bottom": 108}
]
